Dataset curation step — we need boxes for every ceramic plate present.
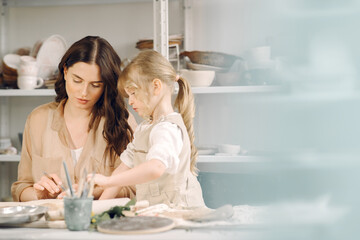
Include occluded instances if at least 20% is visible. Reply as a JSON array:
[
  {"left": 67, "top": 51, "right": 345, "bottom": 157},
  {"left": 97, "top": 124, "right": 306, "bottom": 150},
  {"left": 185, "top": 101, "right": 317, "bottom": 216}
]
[
  {"left": 0, "top": 205, "right": 48, "bottom": 225},
  {"left": 36, "top": 35, "right": 67, "bottom": 79},
  {"left": 97, "top": 216, "right": 175, "bottom": 234}
]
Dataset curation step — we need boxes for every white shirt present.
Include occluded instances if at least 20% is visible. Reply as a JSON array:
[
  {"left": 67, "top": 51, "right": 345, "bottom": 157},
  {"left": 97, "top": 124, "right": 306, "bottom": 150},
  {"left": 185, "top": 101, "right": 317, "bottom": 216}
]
[
  {"left": 120, "top": 113, "right": 183, "bottom": 174},
  {"left": 70, "top": 147, "right": 83, "bottom": 165}
]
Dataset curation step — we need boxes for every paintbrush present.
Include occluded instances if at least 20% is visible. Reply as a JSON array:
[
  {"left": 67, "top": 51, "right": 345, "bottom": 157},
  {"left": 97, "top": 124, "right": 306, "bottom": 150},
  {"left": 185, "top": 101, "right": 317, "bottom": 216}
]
[
  {"left": 62, "top": 160, "right": 74, "bottom": 197},
  {"left": 43, "top": 171, "right": 66, "bottom": 191},
  {"left": 76, "top": 168, "right": 86, "bottom": 198}
]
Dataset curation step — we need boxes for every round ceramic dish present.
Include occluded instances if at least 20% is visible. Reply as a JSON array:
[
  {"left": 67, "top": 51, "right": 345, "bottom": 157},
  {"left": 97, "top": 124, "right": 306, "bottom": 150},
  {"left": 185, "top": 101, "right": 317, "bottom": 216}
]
[
  {"left": 97, "top": 216, "right": 175, "bottom": 234},
  {"left": 0, "top": 205, "right": 48, "bottom": 225}
]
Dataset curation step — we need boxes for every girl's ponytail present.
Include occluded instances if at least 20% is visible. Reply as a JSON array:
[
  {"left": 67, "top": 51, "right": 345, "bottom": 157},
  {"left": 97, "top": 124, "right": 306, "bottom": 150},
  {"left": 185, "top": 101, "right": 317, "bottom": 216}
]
[{"left": 174, "top": 76, "right": 198, "bottom": 176}]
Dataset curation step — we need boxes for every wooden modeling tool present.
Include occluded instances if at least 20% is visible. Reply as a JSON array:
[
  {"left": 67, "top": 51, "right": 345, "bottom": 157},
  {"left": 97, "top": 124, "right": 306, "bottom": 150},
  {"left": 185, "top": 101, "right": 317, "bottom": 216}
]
[{"left": 87, "top": 171, "right": 95, "bottom": 198}]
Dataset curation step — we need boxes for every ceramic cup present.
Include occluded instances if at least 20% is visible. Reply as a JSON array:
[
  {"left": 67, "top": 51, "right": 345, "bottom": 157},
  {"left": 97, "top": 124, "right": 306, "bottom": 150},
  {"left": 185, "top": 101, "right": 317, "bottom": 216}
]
[
  {"left": 64, "top": 197, "right": 93, "bottom": 231},
  {"left": 18, "top": 56, "right": 38, "bottom": 77},
  {"left": 0, "top": 138, "right": 11, "bottom": 151},
  {"left": 246, "top": 46, "right": 272, "bottom": 69},
  {"left": 17, "top": 76, "right": 44, "bottom": 90}
]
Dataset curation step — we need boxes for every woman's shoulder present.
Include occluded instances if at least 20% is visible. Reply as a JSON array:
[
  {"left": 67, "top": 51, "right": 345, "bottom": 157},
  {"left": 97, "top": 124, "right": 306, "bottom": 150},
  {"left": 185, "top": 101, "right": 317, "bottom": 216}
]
[{"left": 27, "top": 102, "right": 59, "bottom": 122}]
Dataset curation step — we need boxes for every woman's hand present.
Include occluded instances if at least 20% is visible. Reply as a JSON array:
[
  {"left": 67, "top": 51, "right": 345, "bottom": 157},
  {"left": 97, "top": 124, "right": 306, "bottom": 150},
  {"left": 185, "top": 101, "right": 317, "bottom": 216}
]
[
  {"left": 56, "top": 184, "right": 78, "bottom": 199},
  {"left": 33, "top": 173, "right": 63, "bottom": 199}
]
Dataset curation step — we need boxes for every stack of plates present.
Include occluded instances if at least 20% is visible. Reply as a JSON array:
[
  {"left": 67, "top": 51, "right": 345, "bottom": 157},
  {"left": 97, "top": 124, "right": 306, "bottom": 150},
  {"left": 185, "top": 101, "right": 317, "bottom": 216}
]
[
  {"left": 2, "top": 54, "right": 20, "bottom": 88},
  {"left": 44, "top": 79, "right": 57, "bottom": 89},
  {"left": 136, "top": 34, "right": 183, "bottom": 50},
  {"left": 0, "top": 35, "right": 67, "bottom": 88}
]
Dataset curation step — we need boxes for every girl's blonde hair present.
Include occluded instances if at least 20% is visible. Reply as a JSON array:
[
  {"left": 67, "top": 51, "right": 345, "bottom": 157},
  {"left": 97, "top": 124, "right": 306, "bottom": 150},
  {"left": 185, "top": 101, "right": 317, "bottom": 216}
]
[{"left": 119, "top": 50, "right": 199, "bottom": 175}]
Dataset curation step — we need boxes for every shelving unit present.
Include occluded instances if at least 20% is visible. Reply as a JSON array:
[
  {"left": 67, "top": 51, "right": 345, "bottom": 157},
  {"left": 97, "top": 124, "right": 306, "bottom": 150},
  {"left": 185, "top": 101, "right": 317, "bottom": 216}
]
[
  {"left": 0, "top": 0, "right": 289, "bottom": 205},
  {"left": 0, "top": 85, "right": 284, "bottom": 170}
]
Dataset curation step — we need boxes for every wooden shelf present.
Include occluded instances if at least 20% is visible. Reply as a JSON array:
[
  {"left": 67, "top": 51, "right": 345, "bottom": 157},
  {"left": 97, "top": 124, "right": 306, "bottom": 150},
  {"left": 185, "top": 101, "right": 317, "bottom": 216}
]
[
  {"left": 191, "top": 85, "right": 284, "bottom": 94},
  {"left": 0, "top": 154, "right": 257, "bottom": 163},
  {"left": 0, "top": 86, "right": 283, "bottom": 97},
  {"left": 0, "top": 154, "right": 21, "bottom": 162},
  {"left": 6, "top": 0, "right": 152, "bottom": 7},
  {"left": 2, "top": 153, "right": 355, "bottom": 173},
  {"left": 0, "top": 89, "right": 55, "bottom": 96},
  {"left": 197, "top": 155, "right": 268, "bottom": 173}
]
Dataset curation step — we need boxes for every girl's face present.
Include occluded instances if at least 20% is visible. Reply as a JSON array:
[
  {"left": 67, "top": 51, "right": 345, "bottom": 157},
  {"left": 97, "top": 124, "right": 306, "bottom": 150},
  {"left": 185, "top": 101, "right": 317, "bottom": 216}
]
[
  {"left": 125, "top": 87, "right": 150, "bottom": 119},
  {"left": 64, "top": 62, "right": 104, "bottom": 111}
]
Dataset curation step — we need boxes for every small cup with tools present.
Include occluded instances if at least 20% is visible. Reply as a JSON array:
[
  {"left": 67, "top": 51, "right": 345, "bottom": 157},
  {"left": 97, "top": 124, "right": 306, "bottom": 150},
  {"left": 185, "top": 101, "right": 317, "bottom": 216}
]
[
  {"left": 64, "top": 196, "right": 93, "bottom": 231},
  {"left": 63, "top": 161, "right": 95, "bottom": 231}
]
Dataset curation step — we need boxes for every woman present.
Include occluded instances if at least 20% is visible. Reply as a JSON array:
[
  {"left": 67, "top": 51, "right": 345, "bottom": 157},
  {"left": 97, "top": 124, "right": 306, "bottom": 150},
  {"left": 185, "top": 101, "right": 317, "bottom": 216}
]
[{"left": 11, "top": 36, "right": 137, "bottom": 201}]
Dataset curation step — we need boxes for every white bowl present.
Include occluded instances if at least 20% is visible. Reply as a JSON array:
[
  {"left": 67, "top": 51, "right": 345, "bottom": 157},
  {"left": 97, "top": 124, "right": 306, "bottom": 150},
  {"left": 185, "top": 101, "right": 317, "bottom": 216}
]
[
  {"left": 218, "top": 144, "right": 241, "bottom": 155},
  {"left": 215, "top": 72, "right": 241, "bottom": 86},
  {"left": 3, "top": 54, "right": 20, "bottom": 70},
  {"left": 180, "top": 69, "right": 215, "bottom": 87}
]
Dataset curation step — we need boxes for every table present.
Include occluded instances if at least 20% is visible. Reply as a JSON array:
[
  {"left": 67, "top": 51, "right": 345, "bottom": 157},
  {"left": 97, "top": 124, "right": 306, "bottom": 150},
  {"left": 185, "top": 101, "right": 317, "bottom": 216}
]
[{"left": 0, "top": 226, "right": 261, "bottom": 240}]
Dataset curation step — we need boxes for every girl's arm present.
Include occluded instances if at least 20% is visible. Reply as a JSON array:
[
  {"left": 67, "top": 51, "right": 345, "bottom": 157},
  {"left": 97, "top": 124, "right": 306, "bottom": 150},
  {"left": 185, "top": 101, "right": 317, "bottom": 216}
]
[
  {"left": 91, "top": 159, "right": 166, "bottom": 190},
  {"left": 99, "top": 162, "right": 130, "bottom": 199}
]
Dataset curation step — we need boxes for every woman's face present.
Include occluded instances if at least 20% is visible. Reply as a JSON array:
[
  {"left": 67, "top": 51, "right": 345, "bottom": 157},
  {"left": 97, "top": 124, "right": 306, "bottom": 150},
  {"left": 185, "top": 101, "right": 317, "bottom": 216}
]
[{"left": 64, "top": 62, "right": 104, "bottom": 111}]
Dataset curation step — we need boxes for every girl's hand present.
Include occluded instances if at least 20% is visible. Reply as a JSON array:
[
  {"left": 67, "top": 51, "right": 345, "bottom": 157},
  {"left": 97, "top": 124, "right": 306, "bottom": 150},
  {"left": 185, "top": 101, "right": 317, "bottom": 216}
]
[
  {"left": 33, "top": 173, "right": 62, "bottom": 199},
  {"left": 87, "top": 173, "right": 109, "bottom": 187}
]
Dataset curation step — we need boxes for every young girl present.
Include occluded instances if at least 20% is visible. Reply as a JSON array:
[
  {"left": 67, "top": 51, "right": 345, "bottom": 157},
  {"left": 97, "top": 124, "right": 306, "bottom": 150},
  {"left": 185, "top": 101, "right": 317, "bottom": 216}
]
[{"left": 90, "top": 50, "right": 206, "bottom": 209}]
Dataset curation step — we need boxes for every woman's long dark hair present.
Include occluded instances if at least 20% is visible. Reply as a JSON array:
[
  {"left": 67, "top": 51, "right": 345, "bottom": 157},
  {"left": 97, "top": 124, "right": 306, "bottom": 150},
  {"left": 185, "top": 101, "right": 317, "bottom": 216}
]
[{"left": 55, "top": 36, "right": 133, "bottom": 167}]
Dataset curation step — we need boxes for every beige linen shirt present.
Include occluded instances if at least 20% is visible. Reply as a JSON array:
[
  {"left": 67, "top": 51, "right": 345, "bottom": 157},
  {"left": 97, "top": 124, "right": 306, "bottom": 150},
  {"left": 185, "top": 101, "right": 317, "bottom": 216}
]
[{"left": 11, "top": 100, "right": 135, "bottom": 201}]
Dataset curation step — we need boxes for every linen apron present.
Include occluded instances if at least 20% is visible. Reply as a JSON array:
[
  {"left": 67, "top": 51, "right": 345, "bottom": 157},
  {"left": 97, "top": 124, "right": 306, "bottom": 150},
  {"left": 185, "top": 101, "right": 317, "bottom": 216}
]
[{"left": 133, "top": 114, "right": 205, "bottom": 209}]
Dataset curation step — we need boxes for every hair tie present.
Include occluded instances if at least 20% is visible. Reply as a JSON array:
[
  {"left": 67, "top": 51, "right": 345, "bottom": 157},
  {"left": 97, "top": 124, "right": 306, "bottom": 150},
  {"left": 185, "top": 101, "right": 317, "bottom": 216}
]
[{"left": 175, "top": 75, "right": 180, "bottom": 82}]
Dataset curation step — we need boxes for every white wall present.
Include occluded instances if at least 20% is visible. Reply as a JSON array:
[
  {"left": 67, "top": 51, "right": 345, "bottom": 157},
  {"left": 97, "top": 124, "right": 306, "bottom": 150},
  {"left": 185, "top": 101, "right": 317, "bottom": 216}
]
[
  {"left": 189, "top": 0, "right": 276, "bottom": 56},
  {"left": 6, "top": 1, "right": 183, "bottom": 59}
]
